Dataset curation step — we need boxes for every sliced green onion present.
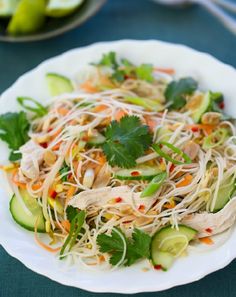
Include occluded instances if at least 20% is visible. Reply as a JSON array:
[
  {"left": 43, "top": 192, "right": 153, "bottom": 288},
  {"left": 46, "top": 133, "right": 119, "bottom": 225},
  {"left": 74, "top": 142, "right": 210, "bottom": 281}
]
[
  {"left": 60, "top": 210, "right": 86, "bottom": 258},
  {"left": 17, "top": 97, "right": 47, "bottom": 117},
  {"left": 69, "top": 210, "right": 86, "bottom": 250},
  {"left": 124, "top": 96, "right": 163, "bottom": 112},
  {"left": 203, "top": 128, "right": 228, "bottom": 150},
  {"left": 152, "top": 141, "right": 192, "bottom": 165},
  {"left": 141, "top": 172, "right": 167, "bottom": 198}
]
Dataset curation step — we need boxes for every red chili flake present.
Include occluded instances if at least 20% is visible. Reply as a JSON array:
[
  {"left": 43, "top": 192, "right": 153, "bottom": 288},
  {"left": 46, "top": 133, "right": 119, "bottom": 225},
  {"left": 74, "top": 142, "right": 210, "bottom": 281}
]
[
  {"left": 50, "top": 190, "right": 57, "bottom": 199},
  {"left": 131, "top": 171, "right": 140, "bottom": 177},
  {"left": 40, "top": 142, "right": 48, "bottom": 148},
  {"left": 169, "top": 164, "right": 176, "bottom": 172},
  {"left": 154, "top": 264, "right": 163, "bottom": 270},
  {"left": 48, "top": 127, "right": 53, "bottom": 132},
  {"left": 115, "top": 197, "right": 122, "bottom": 203},
  {"left": 205, "top": 228, "right": 213, "bottom": 233},
  {"left": 219, "top": 102, "right": 225, "bottom": 109},
  {"left": 124, "top": 74, "right": 131, "bottom": 80},
  {"left": 191, "top": 126, "right": 199, "bottom": 133},
  {"left": 82, "top": 136, "right": 89, "bottom": 141},
  {"left": 68, "top": 173, "right": 73, "bottom": 180},
  {"left": 138, "top": 204, "right": 145, "bottom": 211}
]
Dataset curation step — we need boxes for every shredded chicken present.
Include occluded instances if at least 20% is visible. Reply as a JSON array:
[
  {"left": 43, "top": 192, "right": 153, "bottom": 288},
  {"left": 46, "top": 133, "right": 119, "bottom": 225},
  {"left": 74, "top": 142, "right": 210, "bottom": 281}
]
[
  {"left": 20, "top": 140, "right": 44, "bottom": 179},
  {"left": 68, "top": 186, "right": 156, "bottom": 212},
  {"left": 182, "top": 197, "right": 236, "bottom": 237}
]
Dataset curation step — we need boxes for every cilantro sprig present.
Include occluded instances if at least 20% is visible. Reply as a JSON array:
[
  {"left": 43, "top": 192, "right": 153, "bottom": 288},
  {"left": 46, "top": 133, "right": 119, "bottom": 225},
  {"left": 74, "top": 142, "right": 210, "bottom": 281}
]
[
  {"left": 97, "top": 228, "right": 151, "bottom": 266},
  {"left": 0, "top": 112, "right": 30, "bottom": 161},
  {"left": 95, "top": 52, "right": 154, "bottom": 83},
  {"left": 165, "top": 77, "right": 198, "bottom": 110},
  {"left": 102, "top": 115, "right": 153, "bottom": 168}
]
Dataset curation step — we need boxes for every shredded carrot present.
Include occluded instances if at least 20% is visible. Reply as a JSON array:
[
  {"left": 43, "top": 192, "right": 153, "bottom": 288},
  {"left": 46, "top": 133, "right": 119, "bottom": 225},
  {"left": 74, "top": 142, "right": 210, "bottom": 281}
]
[
  {"left": 12, "top": 169, "right": 26, "bottom": 189},
  {"left": 80, "top": 80, "right": 98, "bottom": 93},
  {"left": 51, "top": 128, "right": 62, "bottom": 141},
  {"left": 96, "top": 153, "right": 106, "bottom": 165},
  {"left": 164, "top": 197, "right": 176, "bottom": 209},
  {"left": 93, "top": 104, "right": 108, "bottom": 113},
  {"left": 34, "top": 218, "right": 61, "bottom": 253},
  {"left": 176, "top": 174, "right": 193, "bottom": 188},
  {"left": 115, "top": 110, "right": 127, "bottom": 121},
  {"left": 57, "top": 107, "right": 69, "bottom": 116},
  {"left": 66, "top": 186, "right": 76, "bottom": 204},
  {"left": 145, "top": 116, "right": 156, "bottom": 131},
  {"left": 52, "top": 141, "right": 62, "bottom": 151},
  {"left": 199, "top": 237, "right": 214, "bottom": 245},
  {"left": 61, "top": 220, "right": 71, "bottom": 232},
  {"left": 32, "top": 181, "right": 43, "bottom": 191},
  {"left": 154, "top": 67, "right": 175, "bottom": 75}
]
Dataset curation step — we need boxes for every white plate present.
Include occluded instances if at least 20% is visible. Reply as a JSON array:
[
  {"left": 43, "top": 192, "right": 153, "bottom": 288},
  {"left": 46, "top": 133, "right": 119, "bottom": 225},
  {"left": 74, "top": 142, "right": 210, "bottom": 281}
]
[{"left": 0, "top": 40, "right": 236, "bottom": 294}]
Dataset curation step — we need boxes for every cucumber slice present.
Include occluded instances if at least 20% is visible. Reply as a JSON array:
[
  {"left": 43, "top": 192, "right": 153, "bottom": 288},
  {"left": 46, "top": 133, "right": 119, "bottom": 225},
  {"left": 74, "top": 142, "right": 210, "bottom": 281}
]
[
  {"left": 151, "top": 225, "right": 197, "bottom": 270},
  {"left": 187, "top": 92, "right": 211, "bottom": 123},
  {"left": 88, "top": 132, "right": 106, "bottom": 146},
  {"left": 46, "top": 73, "right": 74, "bottom": 96},
  {"left": 115, "top": 166, "right": 162, "bottom": 181},
  {"left": 212, "top": 175, "right": 236, "bottom": 212},
  {"left": 46, "top": 0, "right": 84, "bottom": 18},
  {"left": 10, "top": 190, "right": 45, "bottom": 233},
  {"left": 0, "top": 0, "right": 19, "bottom": 17},
  {"left": 152, "top": 251, "right": 175, "bottom": 271},
  {"left": 7, "top": 0, "right": 46, "bottom": 35}
]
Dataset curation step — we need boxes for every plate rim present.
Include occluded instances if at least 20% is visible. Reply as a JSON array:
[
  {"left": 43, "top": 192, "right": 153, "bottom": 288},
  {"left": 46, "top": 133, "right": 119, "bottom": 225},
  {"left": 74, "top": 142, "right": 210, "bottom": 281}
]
[{"left": 0, "top": 39, "right": 236, "bottom": 293}]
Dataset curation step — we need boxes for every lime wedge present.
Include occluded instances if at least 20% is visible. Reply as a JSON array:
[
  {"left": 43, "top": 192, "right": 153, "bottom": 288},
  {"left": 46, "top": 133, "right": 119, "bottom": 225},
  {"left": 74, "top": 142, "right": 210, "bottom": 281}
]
[
  {"left": 7, "top": 0, "right": 46, "bottom": 35},
  {"left": 46, "top": 0, "right": 84, "bottom": 18},
  {"left": 0, "top": 0, "right": 20, "bottom": 17}
]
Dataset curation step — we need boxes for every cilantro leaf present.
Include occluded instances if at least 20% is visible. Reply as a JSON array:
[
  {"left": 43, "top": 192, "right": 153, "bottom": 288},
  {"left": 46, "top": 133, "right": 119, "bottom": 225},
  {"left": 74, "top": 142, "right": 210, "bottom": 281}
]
[
  {"left": 96, "top": 51, "right": 118, "bottom": 69},
  {"left": 102, "top": 115, "right": 153, "bottom": 168},
  {"left": 165, "top": 77, "right": 198, "bottom": 110},
  {"left": 97, "top": 228, "right": 125, "bottom": 253},
  {"left": 125, "top": 228, "right": 151, "bottom": 266},
  {"left": 97, "top": 228, "right": 151, "bottom": 267},
  {"left": 94, "top": 52, "right": 154, "bottom": 83},
  {"left": 208, "top": 92, "right": 232, "bottom": 121},
  {"left": 66, "top": 205, "right": 79, "bottom": 223},
  {"left": 0, "top": 112, "right": 30, "bottom": 161},
  {"left": 136, "top": 64, "right": 154, "bottom": 82}
]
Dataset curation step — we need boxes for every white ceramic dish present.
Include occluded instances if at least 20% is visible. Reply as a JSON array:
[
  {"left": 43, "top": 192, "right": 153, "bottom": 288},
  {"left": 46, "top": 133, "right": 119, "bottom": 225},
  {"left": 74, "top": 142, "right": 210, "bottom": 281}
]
[{"left": 0, "top": 40, "right": 236, "bottom": 294}]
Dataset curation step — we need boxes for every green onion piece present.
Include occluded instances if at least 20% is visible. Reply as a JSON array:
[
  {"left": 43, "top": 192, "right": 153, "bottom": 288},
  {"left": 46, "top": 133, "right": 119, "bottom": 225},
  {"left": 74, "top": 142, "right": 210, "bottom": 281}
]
[
  {"left": 124, "top": 96, "right": 163, "bottom": 112},
  {"left": 17, "top": 97, "right": 47, "bottom": 117},
  {"left": 60, "top": 210, "right": 86, "bottom": 258},
  {"left": 69, "top": 210, "right": 86, "bottom": 250},
  {"left": 141, "top": 172, "right": 167, "bottom": 198},
  {"left": 60, "top": 216, "right": 77, "bottom": 258},
  {"left": 203, "top": 128, "right": 228, "bottom": 150},
  {"left": 152, "top": 141, "right": 192, "bottom": 165}
]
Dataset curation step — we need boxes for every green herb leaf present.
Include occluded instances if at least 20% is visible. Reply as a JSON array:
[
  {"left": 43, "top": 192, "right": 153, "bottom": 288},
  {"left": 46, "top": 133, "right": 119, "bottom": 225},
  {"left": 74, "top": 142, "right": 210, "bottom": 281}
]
[
  {"left": 136, "top": 64, "right": 154, "bottom": 82},
  {"left": 0, "top": 112, "right": 30, "bottom": 161},
  {"left": 96, "top": 51, "right": 118, "bottom": 69},
  {"left": 208, "top": 92, "right": 232, "bottom": 121},
  {"left": 125, "top": 228, "right": 151, "bottom": 266},
  {"left": 102, "top": 115, "right": 153, "bottom": 168},
  {"left": 59, "top": 162, "right": 70, "bottom": 182},
  {"left": 66, "top": 205, "right": 78, "bottom": 222},
  {"left": 97, "top": 227, "right": 151, "bottom": 267},
  {"left": 165, "top": 77, "right": 198, "bottom": 110},
  {"left": 60, "top": 210, "right": 86, "bottom": 258},
  {"left": 17, "top": 97, "right": 47, "bottom": 117}
]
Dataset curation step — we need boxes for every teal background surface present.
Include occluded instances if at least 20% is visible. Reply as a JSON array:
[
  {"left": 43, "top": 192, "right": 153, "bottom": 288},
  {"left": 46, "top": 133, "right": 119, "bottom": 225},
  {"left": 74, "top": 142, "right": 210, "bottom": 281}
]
[{"left": 0, "top": 0, "right": 236, "bottom": 296}]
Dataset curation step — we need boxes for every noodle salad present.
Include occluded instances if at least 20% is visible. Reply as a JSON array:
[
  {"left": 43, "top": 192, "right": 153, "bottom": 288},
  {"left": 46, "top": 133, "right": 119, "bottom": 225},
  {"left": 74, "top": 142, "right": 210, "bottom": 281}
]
[{"left": 1, "top": 51, "right": 236, "bottom": 271}]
